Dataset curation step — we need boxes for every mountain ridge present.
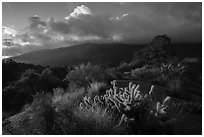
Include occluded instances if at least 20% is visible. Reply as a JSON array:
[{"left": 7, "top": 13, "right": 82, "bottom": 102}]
[
  {"left": 11, "top": 43, "right": 146, "bottom": 67},
  {"left": 11, "top": 42, "right": 201, "bottom": 67}
]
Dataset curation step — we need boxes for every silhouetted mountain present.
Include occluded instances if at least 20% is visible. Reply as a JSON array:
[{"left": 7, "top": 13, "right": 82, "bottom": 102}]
[
  {"left": 11, "top": 43, "right": 201, "bottom": 67},
  {"left": 11, "top": 43, "right": 145, "bottom": 67}
]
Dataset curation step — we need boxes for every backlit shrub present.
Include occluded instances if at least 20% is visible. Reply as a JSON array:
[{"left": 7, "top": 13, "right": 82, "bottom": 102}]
[{"left": 86, "top": 82, "right": 107, "bottom": 99}]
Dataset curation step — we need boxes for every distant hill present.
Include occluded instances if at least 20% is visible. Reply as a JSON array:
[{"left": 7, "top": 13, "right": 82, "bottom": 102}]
[
  {"left": 11, "top": 43, "right": 202, "bottom": 67},
  {"left": 11, "top": 43, "right": 145, "bottom": 67}
]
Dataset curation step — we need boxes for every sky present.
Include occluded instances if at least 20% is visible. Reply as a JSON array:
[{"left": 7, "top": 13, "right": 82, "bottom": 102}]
[{"left": 2, "top": 2, "right": 202, "bottom": 57}]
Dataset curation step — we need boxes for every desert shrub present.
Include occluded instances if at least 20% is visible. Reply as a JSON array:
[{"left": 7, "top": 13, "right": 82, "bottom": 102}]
[
  {"left": 71, "top": 105, "right": 125, "bottom": 135},
  {"left": 2, "top": 67, "right": 67, "bottom": 118},
  {"left": 40, "top": 67, "right": 66, "bottom": 91},
  {"left": 128, "top": 59, "right": 146, "bottom": 70},
  {"left": 81, "top": 81, "right": 186, "bottom": 134},
  {"left": 66, "top": 63, "right": 105, "bottom": 88},
  {"left": 22, "top": 92, "right": 57, "bottom": 134},
  {"left": 160, "top": 60, "right": 186, "bottom": 79},
  {"left": 17, "top": 67, "right": 66, "bottom": 92},
  {"left": 104, "top": 67, "right": 120, "bottom": 81},
  {"left": 24, "top": 87, "right": 123, "bottom": 135},
  {"left": 52, "top": 88, "right": 85, "bottom": 111},
  {"left": 2, "top": 59, "right": 44, "bottom": 88},
  {"left": 68, "top": 82, "right": 83, "bottom": 92},
  {"left": 18, "top": 69, "right": 40, "bottom": 84},
  {"left": 51, "top": 87, "right": 124, "bottom": 134},
  {"left": 41, "top": 67, "right": 67, "bottom": 80},
  {"left": 86, "top": 82, "right": 108, "bottom": 99},
  {"left": 159, "top": 59, "right": 187, "bottom": 93},
  {"left": 130, "top": 66, "right": 161, "bottom": 83},
  {"left": 117, "top": 62, "right": 129, "bottom": 72},
  {"left": 130, "top": 58, "right": 187, "bottom": 88},
  {"left": 50, "top": 106, "right": 124, "bottom": 134}
]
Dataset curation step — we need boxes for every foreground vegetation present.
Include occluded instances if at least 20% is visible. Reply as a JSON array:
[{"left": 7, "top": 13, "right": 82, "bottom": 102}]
[{"left": 2, "top": 35, "right": 202, "bottom": 135}]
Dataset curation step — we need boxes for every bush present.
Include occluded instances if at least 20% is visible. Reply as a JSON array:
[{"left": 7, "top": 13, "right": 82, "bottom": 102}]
[
  {"left": 52, "top": 88, "right": 85, "bottom": 111},
  {"left": 40, "top": 67, "right": 67, "bottom": 91},
  {"left": 2, "top": 69, "right": 41, "bottom": 116},
  {"left": 41, "top": 66, "right": 67, "bottom": 80},
  {"left": 71, "top": 105, "right": 124, "bottom": 135},
  {"left": 2, "top": 59, "right": 44, "bottom": 88},
  {"left": 128, "top": 59, "right": 146, "bottom": 70},
  {"left": 22, "top": 88, "right": 123, "bottom": 135},
  {"left": 130, "top": 66, "right": 161, "bottom": 83},
  {"left": 104, "top": 67, "right": 120, "bottom": 81},
  {"left": 18, "top": 92, "right": 55, "bottom": 134},
  {"left": 160, "top": 59, "right": 186, "bottom": 80},
  {"left": 86, "top": 82, "right": 107, "bottom": 99},
  {"left": 2, "top": 67, "right": 66, "bottom": 118},
  {"left": 66, "top": 63, "right": 105, "bottom": 88}
]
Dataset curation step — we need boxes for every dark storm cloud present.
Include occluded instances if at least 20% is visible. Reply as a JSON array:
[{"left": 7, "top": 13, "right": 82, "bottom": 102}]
[
  {"left": 112, "top": 2, "right": 202, "bottom": 43},
  {"left": 150, "top": 2, "right": 202, "bottom": 43},
  {"left": 49, "top": 14, "right": 113, "bottom": 39},
  {"left": 2, "top": 3, "right": 202, "bottom": 57},
  {"left": 47, "top": 3, "right": 201, "bottom": 43},
  {"left": 151, "top": 3, "right": 201, "bottom": 24},
  {"left": 48, "top": 18, "right": 71, "bottom": 34}
]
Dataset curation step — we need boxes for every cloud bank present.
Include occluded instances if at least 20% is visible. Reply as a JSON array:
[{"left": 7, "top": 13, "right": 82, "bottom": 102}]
[{"left": 2, "top": 3, "right": 202, "bottom": 57}]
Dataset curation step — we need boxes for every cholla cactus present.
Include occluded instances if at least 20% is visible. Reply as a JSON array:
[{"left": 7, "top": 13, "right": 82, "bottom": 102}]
[{"left": 80, "top": 81, "right": 184, "bottom": 133}]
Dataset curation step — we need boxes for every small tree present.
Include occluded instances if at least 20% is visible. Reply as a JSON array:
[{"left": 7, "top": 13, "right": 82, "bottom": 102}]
[
  {"left": 150, "top": 34, "right": 171, "bottom": 49},
  {"left": 132, "top": 35, "right": 171, "bottom": 67}
]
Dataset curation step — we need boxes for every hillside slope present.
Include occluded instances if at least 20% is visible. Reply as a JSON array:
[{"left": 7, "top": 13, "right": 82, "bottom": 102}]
[
  {"left": 11, "top": 43, "right": 201, "bottom": 67},
  {"left": 11, "top": 43, "right": 145, "bottom": 67}
]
